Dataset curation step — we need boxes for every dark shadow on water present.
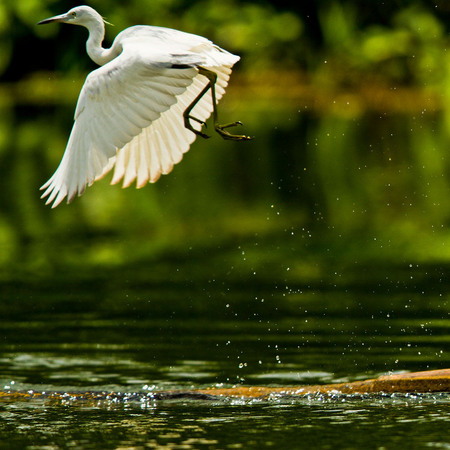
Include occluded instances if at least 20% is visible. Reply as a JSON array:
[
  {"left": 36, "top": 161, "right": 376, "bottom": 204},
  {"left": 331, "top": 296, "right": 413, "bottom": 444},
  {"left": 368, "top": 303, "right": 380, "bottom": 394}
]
[{"left": 0, "top": 239, "right": 449, "bottom": 449}]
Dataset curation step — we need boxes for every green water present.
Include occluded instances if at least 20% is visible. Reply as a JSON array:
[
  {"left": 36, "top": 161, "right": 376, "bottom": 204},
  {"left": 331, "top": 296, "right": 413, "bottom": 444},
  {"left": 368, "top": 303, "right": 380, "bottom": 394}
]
[
  {"left": 1, "top": 399, "right": 449, "bottom": 449},
  {"left": 1, "top": 268, "right": 449, "bottom": 448}
]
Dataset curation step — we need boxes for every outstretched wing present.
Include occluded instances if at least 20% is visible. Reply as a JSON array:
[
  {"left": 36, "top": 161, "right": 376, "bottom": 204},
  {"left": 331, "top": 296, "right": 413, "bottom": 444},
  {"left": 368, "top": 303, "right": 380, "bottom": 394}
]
[
  {"left": 110, "top": 62, "right": 235, "bottom": 188},
  {"left": 41, "top": 36, "right": 239, "bottom": 208}
]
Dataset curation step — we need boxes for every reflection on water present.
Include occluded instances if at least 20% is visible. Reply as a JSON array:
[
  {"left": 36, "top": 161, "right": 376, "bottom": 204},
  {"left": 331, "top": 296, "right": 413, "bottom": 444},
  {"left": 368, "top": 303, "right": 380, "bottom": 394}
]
[
  {"left": 1, "top": 395, "right": 449, "bottom": 448},
  {"left": 1, "top": 291, "right": 448, "bottom": 391},
  {"left": 0, "top": 271, "right": 449, "bottom": 448}
]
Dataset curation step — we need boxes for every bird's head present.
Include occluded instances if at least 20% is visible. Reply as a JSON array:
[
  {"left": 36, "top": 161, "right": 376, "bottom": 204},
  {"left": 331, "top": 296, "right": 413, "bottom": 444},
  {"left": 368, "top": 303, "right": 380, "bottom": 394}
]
[{"left": 37, "top": 5, "right": 104, "bottom": 27}]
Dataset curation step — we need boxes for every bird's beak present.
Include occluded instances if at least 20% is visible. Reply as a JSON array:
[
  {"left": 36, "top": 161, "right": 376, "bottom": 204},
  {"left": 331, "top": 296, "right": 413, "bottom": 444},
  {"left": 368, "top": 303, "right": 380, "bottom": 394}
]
[{"left": 37, "top": 13, "right": 70, "bottom": 25}]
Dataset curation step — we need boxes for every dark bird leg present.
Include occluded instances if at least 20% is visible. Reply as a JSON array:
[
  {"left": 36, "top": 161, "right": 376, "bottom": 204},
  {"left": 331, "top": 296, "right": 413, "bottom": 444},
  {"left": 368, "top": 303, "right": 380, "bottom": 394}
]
[{"left": 183, "top": 67, "right": 252, "bottom": 141}]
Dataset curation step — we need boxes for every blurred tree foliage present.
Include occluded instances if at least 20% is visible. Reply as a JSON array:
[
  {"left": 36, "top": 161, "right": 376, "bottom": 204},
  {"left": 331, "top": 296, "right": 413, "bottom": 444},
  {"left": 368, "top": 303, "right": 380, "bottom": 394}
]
[{"left": 2, "top": 0, "right": 450, "bottom": 282}]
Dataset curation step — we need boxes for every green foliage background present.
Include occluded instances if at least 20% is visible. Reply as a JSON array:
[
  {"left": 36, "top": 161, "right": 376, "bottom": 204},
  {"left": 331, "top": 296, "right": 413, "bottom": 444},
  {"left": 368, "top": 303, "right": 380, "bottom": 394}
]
[{"left": 2, "top": 0, "right": 450, "bottom": 284}]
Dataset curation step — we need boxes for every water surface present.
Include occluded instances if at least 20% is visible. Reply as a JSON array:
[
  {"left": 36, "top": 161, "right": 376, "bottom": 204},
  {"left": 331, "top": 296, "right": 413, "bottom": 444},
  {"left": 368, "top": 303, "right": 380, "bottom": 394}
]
[{"left": 1, "top": 268, "right": 449, "bottom": 448}]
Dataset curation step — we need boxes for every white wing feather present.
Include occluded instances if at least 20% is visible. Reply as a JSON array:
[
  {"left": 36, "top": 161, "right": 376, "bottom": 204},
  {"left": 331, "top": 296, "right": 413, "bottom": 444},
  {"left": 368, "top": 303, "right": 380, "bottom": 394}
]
[
  {"left": 111, "top": 64, "right": 234, "bottom": 188},
  {"left": 41, "top": 35, "right": 239, "bottom": 207}
]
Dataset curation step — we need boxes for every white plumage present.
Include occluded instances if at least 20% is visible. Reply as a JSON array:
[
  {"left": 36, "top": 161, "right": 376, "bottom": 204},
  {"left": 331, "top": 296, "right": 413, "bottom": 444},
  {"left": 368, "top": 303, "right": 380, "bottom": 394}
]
[{"left": 38, "top": 6, "right": 248, "bottom": 208}]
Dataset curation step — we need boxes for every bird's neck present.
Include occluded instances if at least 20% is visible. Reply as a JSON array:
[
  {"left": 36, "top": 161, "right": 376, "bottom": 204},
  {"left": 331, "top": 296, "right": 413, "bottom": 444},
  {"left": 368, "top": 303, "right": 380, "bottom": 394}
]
[{"left": 85, "top": 19, "right": 117, "bottom": 66}]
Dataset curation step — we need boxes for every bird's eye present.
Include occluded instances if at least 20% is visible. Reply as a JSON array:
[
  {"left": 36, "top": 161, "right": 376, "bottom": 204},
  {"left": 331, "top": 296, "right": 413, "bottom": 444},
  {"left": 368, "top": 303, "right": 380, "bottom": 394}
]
[{"left": 71, "top": 12, "right": 77, "bottom": 18}]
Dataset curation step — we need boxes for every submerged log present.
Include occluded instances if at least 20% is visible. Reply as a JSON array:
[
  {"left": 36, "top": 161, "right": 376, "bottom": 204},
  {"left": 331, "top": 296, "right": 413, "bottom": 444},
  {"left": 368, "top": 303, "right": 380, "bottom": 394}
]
[
  {"left": 0, "top": 369, "right": 448, "bottom": 403},
  {"left": 195, "top": 369, "right": 450, "bottom": 399}
]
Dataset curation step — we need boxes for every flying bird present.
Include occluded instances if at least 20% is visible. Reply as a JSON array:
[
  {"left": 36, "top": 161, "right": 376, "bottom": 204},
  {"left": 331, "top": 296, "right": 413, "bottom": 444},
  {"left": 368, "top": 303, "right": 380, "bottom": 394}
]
[{"left": 38, "top": 5, "right": 250, "bottom": 208}]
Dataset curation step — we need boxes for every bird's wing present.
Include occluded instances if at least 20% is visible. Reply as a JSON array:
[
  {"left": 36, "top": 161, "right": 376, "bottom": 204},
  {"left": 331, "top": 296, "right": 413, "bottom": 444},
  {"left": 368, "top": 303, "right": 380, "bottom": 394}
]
[
  {"left": 40, "top": 44, "right": 202, "bottom": 207},
  {"left": 110, "top": 61, "right": 236, "bottom": 188},
  {"left": 41, "top": 40, "right": 238, "bottom": 207}
]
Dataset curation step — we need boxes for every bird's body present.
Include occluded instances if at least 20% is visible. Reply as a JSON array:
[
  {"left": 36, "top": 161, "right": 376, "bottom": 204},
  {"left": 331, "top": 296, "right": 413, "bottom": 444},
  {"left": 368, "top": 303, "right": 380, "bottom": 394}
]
[{"left": 38, "top": 6, "right": 249, "bottom": 207}]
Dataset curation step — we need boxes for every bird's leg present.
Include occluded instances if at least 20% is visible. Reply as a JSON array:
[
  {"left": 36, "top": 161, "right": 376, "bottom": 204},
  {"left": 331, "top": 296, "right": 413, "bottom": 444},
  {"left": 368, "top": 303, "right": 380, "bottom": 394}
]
[
  {"left": 183, "top": 82, "right": 212, "bottom": 139},
  {"left": 183, "top": 67, "right": 252, "bottom": 141},
  {"left": 199, "top": 67, "right": 251, "bottom": 141}
]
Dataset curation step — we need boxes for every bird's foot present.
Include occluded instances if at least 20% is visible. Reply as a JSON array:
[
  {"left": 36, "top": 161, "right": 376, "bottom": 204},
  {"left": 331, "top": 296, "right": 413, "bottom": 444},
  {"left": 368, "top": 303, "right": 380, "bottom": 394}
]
[
  {"left": 184, "top": 114, "right": 210, "bottom": 139},
  {"left": 215, "top": 121, "right": 252, "bottom": 141}
]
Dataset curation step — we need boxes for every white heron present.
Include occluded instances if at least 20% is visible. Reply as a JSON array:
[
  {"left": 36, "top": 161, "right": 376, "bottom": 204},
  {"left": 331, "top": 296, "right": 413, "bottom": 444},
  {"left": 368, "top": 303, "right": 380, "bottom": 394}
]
[{"left": 37, "top": 5, "right": 250, "bottom": 208}]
